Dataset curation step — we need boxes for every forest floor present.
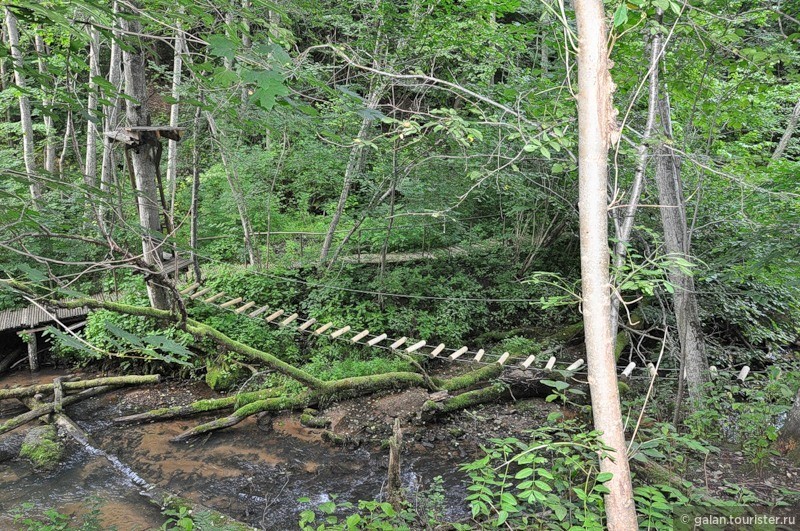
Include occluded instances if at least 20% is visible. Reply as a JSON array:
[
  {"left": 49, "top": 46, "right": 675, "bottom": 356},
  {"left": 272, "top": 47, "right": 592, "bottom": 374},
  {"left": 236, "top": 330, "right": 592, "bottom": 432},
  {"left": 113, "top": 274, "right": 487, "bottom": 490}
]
[{"left": 1, "top": 368, "right": 800, "bottom": 529}]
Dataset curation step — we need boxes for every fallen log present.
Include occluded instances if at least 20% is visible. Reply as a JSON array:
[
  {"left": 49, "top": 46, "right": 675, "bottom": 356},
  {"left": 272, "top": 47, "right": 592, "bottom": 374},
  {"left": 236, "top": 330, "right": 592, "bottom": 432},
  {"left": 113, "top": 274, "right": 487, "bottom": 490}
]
[
  {"left": 0, "top": 374, "right": 160, "bottom": 400},
  {"left": 114, "top": 387, "right": 285, "bottom": 424},
  {"left": 0, "top": 385, "right": 115, "bottom": 435}
]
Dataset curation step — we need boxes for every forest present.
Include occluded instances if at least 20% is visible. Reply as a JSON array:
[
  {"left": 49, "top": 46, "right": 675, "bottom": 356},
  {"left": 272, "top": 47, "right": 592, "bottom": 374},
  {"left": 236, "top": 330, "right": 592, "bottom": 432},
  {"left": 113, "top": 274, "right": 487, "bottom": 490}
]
[{"left": 0, "top": 0, "right": 798, "bottom": 529}]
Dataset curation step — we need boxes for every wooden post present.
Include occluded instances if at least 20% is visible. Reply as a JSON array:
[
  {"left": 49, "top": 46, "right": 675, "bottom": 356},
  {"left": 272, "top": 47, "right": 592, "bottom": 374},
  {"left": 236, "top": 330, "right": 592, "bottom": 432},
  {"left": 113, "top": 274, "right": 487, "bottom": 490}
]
[
  {"left": 27, "top": 331, "right": 39, "bottom": 372},
  {"left": 357, "top": 229, "right": 362, "bottom": 263},
  {"left": 387, "top": 417, "right": 403, "bottom": 510},
  {"left": 299, "top": 233, "right": 305, "bottom": 267}
]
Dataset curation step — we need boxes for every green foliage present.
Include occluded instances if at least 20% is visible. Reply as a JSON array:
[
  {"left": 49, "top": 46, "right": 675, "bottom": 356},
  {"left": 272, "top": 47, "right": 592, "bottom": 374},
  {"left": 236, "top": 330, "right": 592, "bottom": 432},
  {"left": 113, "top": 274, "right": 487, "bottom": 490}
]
[
  {"left": 461, "top": 416, "right": 613, "bottom": 529},
  {"left": 49, "top": 294, "right": 195, "bottom": 373},
  {"left": 683, "top": 367, "right": 800, "bottom": 465},
  {"left": 11, "top": 501, "right": 107, "bottom": 531}
]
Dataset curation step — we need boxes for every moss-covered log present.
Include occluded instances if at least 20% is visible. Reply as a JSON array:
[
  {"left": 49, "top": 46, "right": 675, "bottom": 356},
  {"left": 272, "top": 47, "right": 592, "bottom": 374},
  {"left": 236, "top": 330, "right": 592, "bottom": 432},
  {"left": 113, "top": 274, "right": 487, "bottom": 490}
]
[
  {"left": 172, "top": 393, "right": 313, "bottom": 442},
  {"left": 0, "top": 375, "right": 158, "bottom": 400},
  {"left": 0, "top": 385, "right": 116, "bottom": 435},
  {"left": 114, "top": 387, "right": 284, "bottom": 424},
  {"left": 421, "top": 383, "right": 509, "bottom": 419}
]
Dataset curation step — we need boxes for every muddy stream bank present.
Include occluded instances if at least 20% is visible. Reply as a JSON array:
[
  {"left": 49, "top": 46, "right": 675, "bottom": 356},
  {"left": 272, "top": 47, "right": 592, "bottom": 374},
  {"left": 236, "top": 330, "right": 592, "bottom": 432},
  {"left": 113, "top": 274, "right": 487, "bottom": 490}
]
[{"left": 0, "top": 370, "right": 556, "bottom": 530}]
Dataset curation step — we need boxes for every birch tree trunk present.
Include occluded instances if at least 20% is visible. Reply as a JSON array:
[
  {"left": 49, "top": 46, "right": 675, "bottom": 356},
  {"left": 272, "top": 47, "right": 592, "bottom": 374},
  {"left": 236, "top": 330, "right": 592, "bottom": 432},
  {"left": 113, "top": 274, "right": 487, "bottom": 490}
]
[
  {"left": 5, "top": 8, "right": 41, "bottom": 200},
  {"left": 319, "top": 86, "right": 384, "bottom": 264},
  {"left": 190, "top": 106, "right": 203, "bottom": 282},
  {"left": 122, "top": 11, "right": 172, "bottom": 310},
  {"left": 100, "top": 0, "right": 124, "bottom": 223},
  {"left": 84, "top": 26, "right": 101, "bottom": 187},
  {"left": 166, "top": 23, "right": 185, "bottom": 223},
  {"left": 772, "top": 97, "right": 800, "bottom": 160},
  {"left": 34, "top": 33, "right": 56, "bottom": 174},
  {"left": 574, "top": 1, "right": 638, "bottom": 528}
]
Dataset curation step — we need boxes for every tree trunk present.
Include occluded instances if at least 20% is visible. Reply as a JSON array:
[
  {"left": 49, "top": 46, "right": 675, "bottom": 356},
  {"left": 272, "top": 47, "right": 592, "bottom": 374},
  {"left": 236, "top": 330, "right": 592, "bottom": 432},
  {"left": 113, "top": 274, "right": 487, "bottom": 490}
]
[
  {"left": 121, "top": 9, "right": 172, "bottom": 310},
  {"left": 772, "top": 97, "right": 800, "bottom": 160},
  {"left": 34, "top": 32, "right": 56, "bottom": 174},
  {"left": 319, "top": 86, "right": 383, "bottom": 264},
  {"left": 610, "top": 29, "right": 662, "bottom": 339},
  {"left": 190, "top": 106, "right": 202, "bottom": 282},
  {"left": 654, "top": 141, "right": 709, "bottom": 408},
  {"left": 84, "top": 26, "right": 101, "bottom": 187},
  {"left": 100, "top": 0, "right": 124, "bottom": 224},
  {"left": 779, "top": 387, "right": 800, "bottom": 461},
  {"left": 166, "top": 22, "right": 185, "bottom": 224},
  {"left": 574, "top": 1, "right": 638, "bottom": 528},
  {"left": 5, "top": 8, "right": 41, "bottom": 200}
]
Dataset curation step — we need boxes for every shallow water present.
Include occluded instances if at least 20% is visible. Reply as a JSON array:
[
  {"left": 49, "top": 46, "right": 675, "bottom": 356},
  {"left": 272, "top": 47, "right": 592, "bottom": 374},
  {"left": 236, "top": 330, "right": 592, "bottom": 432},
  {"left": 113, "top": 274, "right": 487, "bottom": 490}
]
[{"left": 1, "top": 372, "right": 471, "bottom": 530}]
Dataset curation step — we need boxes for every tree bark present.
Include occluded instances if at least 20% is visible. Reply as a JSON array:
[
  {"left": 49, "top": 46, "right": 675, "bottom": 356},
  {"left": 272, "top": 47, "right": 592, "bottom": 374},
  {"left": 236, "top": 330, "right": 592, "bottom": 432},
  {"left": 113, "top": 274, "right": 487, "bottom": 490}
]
[
  {"left": 574, "top": 1, "right": 638, "bottom": 528},
  {"left": 654, "top": 91, "right": 709, "bottom": 409},
  {"left": 319, "top": 86, "right": 384, "bottom": 264},
  {"left": 34, "top": 32, "right": 56, "bottom": 174},
  {"left": 121, "top": 8, "right": 172, "bottom": 310},
  {"left": 166, "top": 22, "right": 185, "bottom": 224},
  {"left": 190, "top": 106, "right": 203, "bottom": 282},
  {"left": 100, "top": 0, "right": 124, "bottom": 224},
  {"left": 84, "top": 26, "right": 101, "bottom": 187},
  {"left": 610, "top": 30, "right": 662, "bottom": 339},
  {"left": 5, "top": 8, "right": 41, "bottom": 200},
  {"left": 778, "top": 387, "right": 800, "bottom": 460},
  {"left": 772, "top": 97, "right": 800, "bottom": 160}
]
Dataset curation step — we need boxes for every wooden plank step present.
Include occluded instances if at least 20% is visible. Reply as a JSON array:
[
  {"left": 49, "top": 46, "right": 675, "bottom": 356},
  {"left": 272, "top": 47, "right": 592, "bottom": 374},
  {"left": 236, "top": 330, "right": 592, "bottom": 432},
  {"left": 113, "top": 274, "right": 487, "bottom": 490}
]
[
  {"left": 367, "top": 333, "right": 387, "bottom": 346},
  {"left": 313, "top": 322, "right": 334, "bottom": 335},
  {"left": 279, "top": 313, "right": 299, "bottom": 326},
  {"left": 220, "top": 297, "right": 244, "bottom": 309},
  {"left": 406, "top": 340, "right": 426, "bottom": 353},
  {"left": 235, "top": 301, "right": 256, "bottom": 314},
  {"left": 449, "top": 346, "right": 468, "bottom": 360},
  {"left": 190, "top": 287, "right": 213, "bottom": 300},
  {"left": 331, "top": 326, "right": 351, "bottom": 338},
  {"left": 350, "top": 329, "right": 370, "bottom": 342},
  {"left": 204, "top": 292, "right": 226, "bottom": 303},
  {"left": 430, "top": 344, "right": 445, "bottom": 358},
  {"left": 298, "top": 318, "right": 317, "bottom": 331},
  {"left": 266, "top": 309, "right": 285, "bottom": 322},
  {"left": 180, "top": 282, "right": 200, "bottom": 295},
  {"left": 248, "top": 305, "right": 270, "bottom": 317}
]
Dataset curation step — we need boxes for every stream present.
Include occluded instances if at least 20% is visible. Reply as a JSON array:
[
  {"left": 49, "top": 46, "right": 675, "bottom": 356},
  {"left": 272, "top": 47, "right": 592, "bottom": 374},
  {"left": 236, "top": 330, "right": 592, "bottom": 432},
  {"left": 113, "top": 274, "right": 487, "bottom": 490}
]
[{"left": 0, "top": 371, "right": 473, "bottom": 530}]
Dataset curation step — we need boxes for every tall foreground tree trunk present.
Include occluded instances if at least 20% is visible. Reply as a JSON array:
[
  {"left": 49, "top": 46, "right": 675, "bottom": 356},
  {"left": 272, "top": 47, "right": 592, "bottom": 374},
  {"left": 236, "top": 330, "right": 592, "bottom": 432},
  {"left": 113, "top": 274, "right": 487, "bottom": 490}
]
[
  {"left": 122, "top": 11, "right": 171, "bottom": 311},
  {"left": 574, "top": 1, "right": 638, "bottom": 528},
  {"left": 319, "top": 86, "right": 384, "bottom": 264},
  {"left": 5, "top": 8, "right": 41, "bottom": 200}
]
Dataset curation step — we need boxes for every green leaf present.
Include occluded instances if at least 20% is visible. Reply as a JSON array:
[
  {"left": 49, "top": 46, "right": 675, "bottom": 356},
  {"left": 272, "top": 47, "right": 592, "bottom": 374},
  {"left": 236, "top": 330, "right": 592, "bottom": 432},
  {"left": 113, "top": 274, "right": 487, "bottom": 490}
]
[
  {"left": 514, "top": 468, "right": 534, "bottom": 479},
  {"left": 613, "top": 4, "right": 628, "bottom": 27},
  {"left": 596, "top": 472, "right": 614, "bottom": 483},
  {"left": 206, "top": 34, "right": 237, "bottom": 61}
]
